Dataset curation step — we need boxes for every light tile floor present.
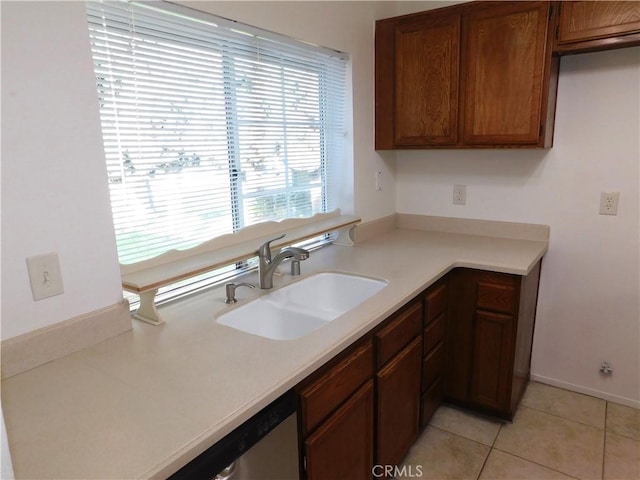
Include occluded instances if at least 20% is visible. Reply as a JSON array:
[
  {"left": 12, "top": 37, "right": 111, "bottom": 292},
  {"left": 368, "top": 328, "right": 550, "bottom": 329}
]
[{"left": 399, "top": 382, "right": 640, "bottom": 480}]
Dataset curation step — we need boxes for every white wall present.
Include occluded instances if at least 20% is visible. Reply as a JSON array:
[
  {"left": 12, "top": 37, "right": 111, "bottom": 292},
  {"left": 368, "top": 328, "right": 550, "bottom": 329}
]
[
  {"left": 396, "top": 47, "right": 640, "bottom": 406},
  {"left": 1, "top": 1, "right": 124, "bottom": 340}
]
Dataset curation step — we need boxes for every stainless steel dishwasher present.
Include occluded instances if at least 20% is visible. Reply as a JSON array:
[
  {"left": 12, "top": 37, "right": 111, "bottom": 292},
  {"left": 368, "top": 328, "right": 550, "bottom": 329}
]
[
  {"left": 169, "top": 390, "right": 299, "bottom": 480},
  {"left": 218, "top": 414, "right": 298, "bottom": 480}
]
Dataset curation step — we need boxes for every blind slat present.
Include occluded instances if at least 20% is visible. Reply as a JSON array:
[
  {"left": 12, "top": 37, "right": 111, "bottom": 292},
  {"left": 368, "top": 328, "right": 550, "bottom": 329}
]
[{"left": 86, "top": 0, "right": 346, "bottom": 266}]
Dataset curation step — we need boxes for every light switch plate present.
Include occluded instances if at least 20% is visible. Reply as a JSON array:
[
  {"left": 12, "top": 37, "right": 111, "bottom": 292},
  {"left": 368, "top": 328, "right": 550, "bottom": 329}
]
[{"left": 26, "top": 253, "right": 64, "bottom": 300}]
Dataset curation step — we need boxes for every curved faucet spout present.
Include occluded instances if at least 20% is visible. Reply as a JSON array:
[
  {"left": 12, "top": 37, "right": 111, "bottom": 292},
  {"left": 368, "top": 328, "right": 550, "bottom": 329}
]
[{"left": 257, "top": 236, "right": 309, "bottom": 289}]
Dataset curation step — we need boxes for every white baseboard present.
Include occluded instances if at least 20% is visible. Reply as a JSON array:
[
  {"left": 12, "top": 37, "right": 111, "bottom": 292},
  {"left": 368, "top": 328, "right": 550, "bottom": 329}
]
[
  {"left": 530, "top": 373, "right": 640, "bottom": 409},
  {"left": 1, "top": 300, "right": 132, "bottom": 379}
]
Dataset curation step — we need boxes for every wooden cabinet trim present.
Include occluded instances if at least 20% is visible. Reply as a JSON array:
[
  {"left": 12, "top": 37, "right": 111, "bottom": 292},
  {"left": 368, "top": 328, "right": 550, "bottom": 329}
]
[
  {"left": 420, "top": 376, "right": 444, "bottom": 428},
  {"left": 425, "top": 283, "right": 447, "bottom": 324},
  {"left": 422, "top": 340, "right": 445, "bottom": 392},
  {"left": 424, "top": 313, "right": 446, "bottom": 355},
  {"left": 375, "top": 18, "right": 396, "bottom": 150}
]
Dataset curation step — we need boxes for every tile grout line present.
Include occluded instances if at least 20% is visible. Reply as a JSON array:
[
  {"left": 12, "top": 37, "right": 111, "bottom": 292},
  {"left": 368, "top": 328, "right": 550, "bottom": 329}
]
[
  {"left": 602, "top": 401, "right": 609, "bottom": 480},
  {"left": 491, "top": 404, "right": 599, "bottom": 479},
  {"left": 475, "top": 423, "right": 503, "bottom": 480},
  {"left": 519, "top": 402, "right": 607, "bottom": 431},
  {"left": 489, "top": 445, "right": 585, "bottom": 480}
]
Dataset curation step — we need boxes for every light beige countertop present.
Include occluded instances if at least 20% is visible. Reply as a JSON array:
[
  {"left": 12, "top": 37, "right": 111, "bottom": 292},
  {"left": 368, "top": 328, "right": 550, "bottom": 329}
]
[{"left": 1, "top": 221, "right": 548, "bottom": 479}]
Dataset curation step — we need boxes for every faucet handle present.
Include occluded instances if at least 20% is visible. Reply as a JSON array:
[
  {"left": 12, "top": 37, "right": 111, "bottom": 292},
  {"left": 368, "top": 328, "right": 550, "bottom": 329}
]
[
  {"left": 258, "top": 233, "right": 286, "bottom": 260},
  {"left": 291, "top": 260, "right": 301, "bottom": 276}
]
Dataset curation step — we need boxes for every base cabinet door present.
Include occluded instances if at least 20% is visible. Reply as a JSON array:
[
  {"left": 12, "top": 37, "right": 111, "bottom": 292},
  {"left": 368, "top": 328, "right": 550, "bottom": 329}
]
[
  {"left": 446, "top": 262, "right": 541, "bottom": 419},
  {"left": 304, "top": 381, "right": 374, "bottom": 480},
  {"left": 376, "top": 337, "right": 422, "bottom": 467},
  {"left": 470, "top": 310, "right": 515, "bottom": 411}
]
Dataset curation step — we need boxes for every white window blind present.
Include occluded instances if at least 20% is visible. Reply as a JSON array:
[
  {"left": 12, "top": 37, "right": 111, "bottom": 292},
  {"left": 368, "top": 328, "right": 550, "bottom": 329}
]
[{"left": 86, "top": 0, "right": 347, "bottom": 266}]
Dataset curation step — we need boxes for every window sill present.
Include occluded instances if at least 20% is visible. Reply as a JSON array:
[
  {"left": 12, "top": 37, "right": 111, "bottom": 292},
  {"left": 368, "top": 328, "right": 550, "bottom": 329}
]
[{"left": 120, "top": 210, "right": 360, "bottom": 325}]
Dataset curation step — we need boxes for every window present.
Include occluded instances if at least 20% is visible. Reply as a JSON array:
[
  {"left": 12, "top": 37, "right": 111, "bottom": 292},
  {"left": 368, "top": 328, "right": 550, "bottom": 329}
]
[{"left": 86, "top": 1, "right": 348, "bottom": 269}]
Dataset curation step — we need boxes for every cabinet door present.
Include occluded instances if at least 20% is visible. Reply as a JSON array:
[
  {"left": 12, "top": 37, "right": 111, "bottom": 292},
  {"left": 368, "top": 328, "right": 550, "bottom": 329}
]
[
  {"left": 462, "top": 2, "right": 553, "bottom": 146},
  {"left": 304, "top": 380, "right": 374, "bottom": 480},
  {"left": 557, "top": 1, "right": 640, "bottom": 45},
  {"left": 299, "top": 340, "right": 374, "bottom": 435},
  {"left": 445, "top": 268, "right": 476, "bottom": 403},
  {"left": 470, "top": 310, "right": 515, "bottom": 412},
  {"left": 376, "top": 337, "right": 422, "bottom": 467},
  {"left": 394, "top": 12, "right": 460, "bottom": 146}
]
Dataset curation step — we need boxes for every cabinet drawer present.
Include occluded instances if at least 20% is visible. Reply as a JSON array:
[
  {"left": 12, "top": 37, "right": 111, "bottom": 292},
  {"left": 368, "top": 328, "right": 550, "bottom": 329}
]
[
  {"left": 377, "top": 301, "right": 423, "bottom": 367},
  {"left": 477, "top": 281, "right": 517, "bottom": 314},
  {"left": 423, "top": 313, "right": 446, "bottom": 356},
  {"left": 421, "top": 341, "right": 445, "bottom": 392},
  {"left": 300, "top": 340, "right": 374, "bottom": 434},
  {"left": 425, "top": 283, "right": 447, "bottom": 325}
]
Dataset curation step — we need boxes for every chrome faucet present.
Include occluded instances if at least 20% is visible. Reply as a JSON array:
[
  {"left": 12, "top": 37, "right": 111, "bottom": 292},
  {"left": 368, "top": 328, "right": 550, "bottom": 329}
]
[{"left": 257, "top": 234, "right": 309, "bottom": 289}]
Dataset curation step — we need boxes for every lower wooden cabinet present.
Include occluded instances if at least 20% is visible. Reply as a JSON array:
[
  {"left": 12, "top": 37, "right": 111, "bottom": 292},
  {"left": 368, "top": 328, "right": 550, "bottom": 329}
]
[
  {"left": 446, "top": 261, "right": 541, "bottom": 419},
  {"left": 297, "top": 338, "right": 374, "bottom": 479},
  {"left": 296, "top": 260, "right": 542, "bottom": 479},
  {"left": 421, "top": 280, "right": 448, "bottom": 427},
  {"left": 297, "top": 298, "right": 424, "bottom": 479},
  {"left": 304, "top": 380, "right": 374, "bottom": 480},
  {"left": 376, "top": 337, "right": 422, "bottom": 467},
  {"left": 375, "top": 300, "right": 424, "bottom": 469},
  {"left": 470, "top": 310, "right": 516, "bottom": 411}
]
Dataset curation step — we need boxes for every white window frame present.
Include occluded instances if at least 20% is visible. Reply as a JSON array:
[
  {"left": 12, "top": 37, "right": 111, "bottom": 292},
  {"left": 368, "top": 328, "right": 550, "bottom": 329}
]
[{"left": 86, "top": 0, "right": 350, "bottom": 303}]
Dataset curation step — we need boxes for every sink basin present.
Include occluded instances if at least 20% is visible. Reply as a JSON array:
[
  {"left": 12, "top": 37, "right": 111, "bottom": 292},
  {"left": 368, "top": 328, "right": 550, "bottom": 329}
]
[{"left": 216, "top": 272, "right": 387, "bottom": 340}]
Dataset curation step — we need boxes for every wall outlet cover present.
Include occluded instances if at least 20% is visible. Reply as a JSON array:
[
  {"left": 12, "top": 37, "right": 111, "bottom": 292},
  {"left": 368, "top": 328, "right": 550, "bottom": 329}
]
[
  {"left": 453, "top": 185, "right": 466, "bottom": 205},
  {"left": 599, "top": 192, "right": 619, "bottom": 216}
]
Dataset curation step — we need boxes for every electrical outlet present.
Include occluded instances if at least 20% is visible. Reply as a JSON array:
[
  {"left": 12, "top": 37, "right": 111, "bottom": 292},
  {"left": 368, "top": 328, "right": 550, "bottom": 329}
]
[
  {"left": 375, "top": 170, "right": 382, "bottom": 191},
  {"left": 599, "top": 192, "right": 619, "bottom": 215},
  {"left": 453, "top": 185, "right": 466, "bottom": 205},
  {"left": 26, "top": 253, "right": 64, "bottom": 301}
]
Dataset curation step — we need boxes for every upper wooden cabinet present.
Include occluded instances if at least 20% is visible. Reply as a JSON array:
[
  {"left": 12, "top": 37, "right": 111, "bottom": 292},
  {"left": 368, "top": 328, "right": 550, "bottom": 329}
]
[
  {"left": 386, "top": 10, "right": 461, "bottom": 147},
  {"left": 554, "top": 1, "right": 640, "bottom": 54},
  {"left": 375, "top": 1, "right": 559, "bottom": 149},
  {"left": 462, "top": 2, "right": 558, "bottom": 146}
]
